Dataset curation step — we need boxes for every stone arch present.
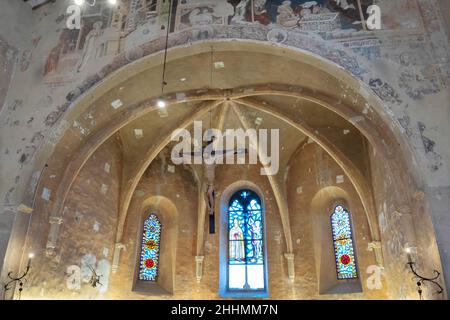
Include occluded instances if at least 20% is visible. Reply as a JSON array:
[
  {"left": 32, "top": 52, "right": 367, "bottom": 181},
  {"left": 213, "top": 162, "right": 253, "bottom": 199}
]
[{"left": 18, "top": 39, "right": 445, "bottom": 299}]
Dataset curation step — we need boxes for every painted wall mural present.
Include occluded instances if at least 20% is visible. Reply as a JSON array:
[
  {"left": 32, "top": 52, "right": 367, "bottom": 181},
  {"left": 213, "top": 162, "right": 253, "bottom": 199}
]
[
  {"left": 35, "top": 1, "right": 449, "bottom": 180},
  {"left": 231, "top": 0, "right": 372, "bottom": 31},
  {"left": 0, "top": 37, "right": 17, "bottom": 114},
  {"left": 42, "top": 0, "right": 442, "bottom": 92}
]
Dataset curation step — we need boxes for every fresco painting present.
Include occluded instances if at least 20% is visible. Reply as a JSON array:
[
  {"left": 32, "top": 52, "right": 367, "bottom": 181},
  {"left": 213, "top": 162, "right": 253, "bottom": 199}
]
[{"left": 42, "top": 0, "right": 433, "bottom": 90}]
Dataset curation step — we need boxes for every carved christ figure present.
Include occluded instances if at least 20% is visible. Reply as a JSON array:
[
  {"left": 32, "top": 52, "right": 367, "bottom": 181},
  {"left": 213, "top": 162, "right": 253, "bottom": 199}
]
[
  {"left": 203, "top": 162, "right": 216, "bottom": 233},
  {"left": 205, "top": 183, "right": 216, "bottom": 233}
]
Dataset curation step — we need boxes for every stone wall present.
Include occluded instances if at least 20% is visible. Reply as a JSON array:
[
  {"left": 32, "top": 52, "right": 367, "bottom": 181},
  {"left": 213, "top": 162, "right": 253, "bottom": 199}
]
[
  {"left": 18, "top": 140, "right": 395, "bottom": 299},
  {"left": 20, "top": 136, "right": 122, "bottom": 299}
]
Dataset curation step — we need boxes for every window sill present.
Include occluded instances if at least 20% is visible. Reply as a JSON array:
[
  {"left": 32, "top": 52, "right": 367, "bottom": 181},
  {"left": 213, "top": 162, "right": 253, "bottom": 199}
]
[{"left": 219, "top": 290, "right": 269, "bottom": 299}]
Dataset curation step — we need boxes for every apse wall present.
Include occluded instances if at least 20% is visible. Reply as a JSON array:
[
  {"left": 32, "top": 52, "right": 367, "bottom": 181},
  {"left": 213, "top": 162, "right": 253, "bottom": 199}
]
[
  {"left": 20, "top": 136, "right": 122, "bottom": 299},
  {"left": 17, "top": 138, "right": 395, "bottom": 299},
  {"left": 0, "top": 0, "right": 449, "bottom": 299},
  {"left": 286, "top": 142, "right": 386, "bottom": 299}
]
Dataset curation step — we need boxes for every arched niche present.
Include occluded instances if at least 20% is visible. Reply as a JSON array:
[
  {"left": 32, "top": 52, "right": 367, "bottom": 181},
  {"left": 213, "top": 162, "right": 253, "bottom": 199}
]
[
  {"left": 310, "top": 186, "right": 363, "bottom": 295},
  {"left": 132, "top": 196, "right": 178, "bottom": 295}
]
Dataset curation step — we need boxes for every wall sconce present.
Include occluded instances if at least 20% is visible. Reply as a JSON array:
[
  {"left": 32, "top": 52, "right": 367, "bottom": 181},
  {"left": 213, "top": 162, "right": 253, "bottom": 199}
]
[
  {"left": 405, "top": 247, "right": 443, "bottom": 299},
  {"left": 4, "top": 253, "right": 34, "bottom": 300},
  {"left": 88, "top": 264, "right": 103, "bottom": 288}
]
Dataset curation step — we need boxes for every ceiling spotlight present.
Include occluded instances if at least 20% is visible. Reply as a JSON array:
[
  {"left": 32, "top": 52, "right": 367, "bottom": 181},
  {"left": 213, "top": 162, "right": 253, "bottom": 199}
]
[
  {"left": 74, "top": 0, "right": 84, "bottom": 5},
  {"left": 157, "top": 99, "right": 166, "bottom": 109},
  {"left": 107, "top": 0, "right": 117, "bottom": 5}
]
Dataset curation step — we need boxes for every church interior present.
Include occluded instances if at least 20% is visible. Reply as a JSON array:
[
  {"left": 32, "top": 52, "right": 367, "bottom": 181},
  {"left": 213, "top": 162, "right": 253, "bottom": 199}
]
[{"left": 0, "top": 0, "right": 449, "bottom": 300}]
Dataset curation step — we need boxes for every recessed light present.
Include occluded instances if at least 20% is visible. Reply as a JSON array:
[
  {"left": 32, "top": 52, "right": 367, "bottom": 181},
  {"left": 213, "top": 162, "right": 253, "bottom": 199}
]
[
  {"left": 157, "top": 99, "right": 166, "bottom": 108},
  {"left": 180, "top": 77, "right": 187, "bottom": 82},
  {"left": 108, "top": 0, "right": 117, "bottom": 5},
  {"left": 214, "top": 61, "right": 225, "bottom": 69},
  {"left": 74, "top": 0, "right": 84, "bottom": 5}
]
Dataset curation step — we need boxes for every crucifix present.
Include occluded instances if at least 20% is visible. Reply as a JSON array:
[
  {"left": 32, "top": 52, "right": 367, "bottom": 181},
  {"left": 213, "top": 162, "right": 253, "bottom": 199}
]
[
  {"left": 181, "top": 136, "right": 247, "bottom": 234},
  {"left": 201, "top": 139, "right": 247, "bottom": 234},
  {"left": 203, "top": 162, "right": 216, "bottom": 234}
]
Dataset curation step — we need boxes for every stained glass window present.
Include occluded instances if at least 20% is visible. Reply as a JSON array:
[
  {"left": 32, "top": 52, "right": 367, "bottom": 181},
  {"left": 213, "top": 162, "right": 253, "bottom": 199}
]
[
  {"left": 228, "top": 189, "right": 265, "bottom": 290},
  {"left": 331, "top": 205, "right": 358, "bottom": 279},
  {"left": 139, "top": 214, "right": 161, "bottom": 281}
]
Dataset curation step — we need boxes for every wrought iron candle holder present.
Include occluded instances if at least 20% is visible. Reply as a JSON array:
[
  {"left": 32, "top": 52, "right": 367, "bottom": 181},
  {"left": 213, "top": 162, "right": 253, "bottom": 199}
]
[
  {"left": 88, "top": 264, "right": 103, "bottom": 288},
  {"left": 405, "top": 248, "right": 443, "bottom": 300},
  {"left": 3, "top": 253, "right": 34, "bottom": 300}
]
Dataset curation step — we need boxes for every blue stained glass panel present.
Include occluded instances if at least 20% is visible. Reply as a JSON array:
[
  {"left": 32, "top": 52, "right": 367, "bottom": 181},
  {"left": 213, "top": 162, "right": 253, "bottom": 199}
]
[
  {"left": 139, "top": 214, "right": 161, "bottom": 281},
  {"left": 228, "top": 189, "right": 265, "bottom": 290},
  {"left": 331, "top": 205, "right": 358, "bottom": 279}
]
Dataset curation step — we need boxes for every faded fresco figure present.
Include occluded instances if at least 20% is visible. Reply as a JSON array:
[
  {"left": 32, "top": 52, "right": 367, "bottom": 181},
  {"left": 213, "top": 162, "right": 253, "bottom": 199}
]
[
  {"left": 332, "top": 0, "right": 356, "bottom": 11},
  {"left": 187, "top": 7, "right": 216, "bottom": 40},
  {"left": 295, "top": 1, "right": 322, "bottom": 17},
  {"left": 231, "top": 0, "right": 250, "bottom": 23},
  {"left": 189, "top": 7, "right": 214, "bottom": 26},
  {"left": 276, "top": 1, "right": 299, "bottom": 28},
  {"left": 254, "top": 0, "right": 270, "bottom": 25},
  {"left": 44, "top": 46, "right": 61, "bottom": 75},
  {"left": 77, "top": 21, "right": 103, "bottom": 73}
]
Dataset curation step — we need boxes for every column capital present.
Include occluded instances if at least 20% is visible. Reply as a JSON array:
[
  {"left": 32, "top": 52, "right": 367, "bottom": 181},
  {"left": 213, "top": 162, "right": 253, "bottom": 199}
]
[
  {"left": 284, "top": 253, "right": 295, "bottom": 281},
  {"left": 49, "top": 216, "right": 63, "bottom": 224},
  {"left": 195, "top": 256, "right": 204, "bottom": 282},
  {"left": 111, "top": 243, "right": 126, "bottom": 273},
  {"left": 284, "top": 253, "right": 295, "bottom": 260},
  {"left": 367, "top": 241, "right": 381, "bottom": 251}
]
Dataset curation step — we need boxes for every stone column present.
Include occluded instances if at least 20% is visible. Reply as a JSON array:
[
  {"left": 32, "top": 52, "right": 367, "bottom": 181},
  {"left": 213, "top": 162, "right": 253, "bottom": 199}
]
[
  {"left": 368, "top": 240, "right": 383, "bottom": 266},
  {"left": 111, "top": 242, "right": 125, "bottom": 273},
  {"left": 46, "top": 216, "right": 63, "bottom": 255},
  {"left": 195, "top": 256, "right": 204, "bottom": 282},
  {"left": 284, "top": 253, "right": 295, "bottom": 281}
]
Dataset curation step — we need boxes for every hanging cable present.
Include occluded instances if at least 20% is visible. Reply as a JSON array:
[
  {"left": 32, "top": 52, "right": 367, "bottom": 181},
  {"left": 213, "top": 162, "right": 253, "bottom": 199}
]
[
  {"left": 209, "top": 46, "right": 214, "bottom": 129},
  {"left": 161, "top": 0, "right": 173, "bottom": 96}
]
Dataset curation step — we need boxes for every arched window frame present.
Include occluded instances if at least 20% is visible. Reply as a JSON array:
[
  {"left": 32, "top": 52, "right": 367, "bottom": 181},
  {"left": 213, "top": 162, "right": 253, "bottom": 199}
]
[
  {"left": 219, "top": 186, "right": 269, "bottom": 298},
  {"left": 330, "top": 204, "right": 358, "bottom": 280}
]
